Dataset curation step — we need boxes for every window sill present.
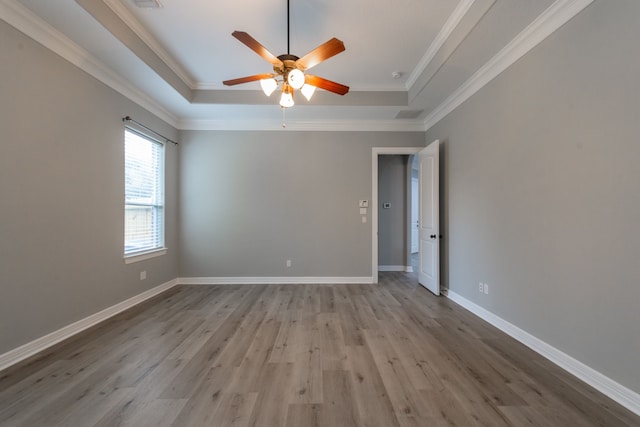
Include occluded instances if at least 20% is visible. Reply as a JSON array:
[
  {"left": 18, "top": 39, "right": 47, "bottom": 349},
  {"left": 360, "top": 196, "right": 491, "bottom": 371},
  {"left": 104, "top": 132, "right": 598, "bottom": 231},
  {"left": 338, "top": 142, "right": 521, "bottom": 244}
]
[{"left": 124, "top": 248, "right": 167, "bottom": 264}]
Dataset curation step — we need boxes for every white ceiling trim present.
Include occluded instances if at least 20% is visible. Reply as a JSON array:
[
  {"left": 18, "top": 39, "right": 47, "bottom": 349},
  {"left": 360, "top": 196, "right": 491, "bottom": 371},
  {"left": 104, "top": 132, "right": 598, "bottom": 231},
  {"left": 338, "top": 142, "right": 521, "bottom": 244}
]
[
  {"left": 423, "top": 0, "right": 595, "bottom": 131},
  {"left": 0, "top": 0, "right": 179, "bottom": 127},
  {"left": 405, "top": 0, "right": 476, "bottom": 91},
  {"left": 178, "top": 118, "right": 427, "bottom": 132},
  {"left": 194, "top": 82, "right": 221, "bottom": 91},
  {"left": 1, "top": 0, "right": 421, "bottom": 132},
  {"left": 2, "top": 0, "right": 596, "bottom": 133},
  {"left": 103, "top": 0, "right": 197, "bottom": 89}
]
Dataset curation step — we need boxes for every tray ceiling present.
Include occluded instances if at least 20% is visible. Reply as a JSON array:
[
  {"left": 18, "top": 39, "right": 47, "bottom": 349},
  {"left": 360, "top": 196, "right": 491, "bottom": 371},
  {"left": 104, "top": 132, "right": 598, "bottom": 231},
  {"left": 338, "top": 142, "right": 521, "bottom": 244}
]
[{"left": 3, "top": 0, "right": 593, "bottom": 130}]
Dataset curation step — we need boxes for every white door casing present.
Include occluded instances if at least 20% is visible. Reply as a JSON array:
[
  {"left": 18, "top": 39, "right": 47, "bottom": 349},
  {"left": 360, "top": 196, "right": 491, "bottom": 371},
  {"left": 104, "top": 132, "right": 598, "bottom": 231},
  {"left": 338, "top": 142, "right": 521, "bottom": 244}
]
[{"left": 418, "top": 141, "right": 440, "bottom": 295}]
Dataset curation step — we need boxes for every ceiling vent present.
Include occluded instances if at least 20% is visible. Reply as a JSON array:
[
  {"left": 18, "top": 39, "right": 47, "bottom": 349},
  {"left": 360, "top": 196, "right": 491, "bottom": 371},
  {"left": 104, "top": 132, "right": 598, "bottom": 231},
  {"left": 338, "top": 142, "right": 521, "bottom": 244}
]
[
  {"left": 394, "top": 110, "right": 423, "bottom": 119},
  {"left": 132, "top": 0, "right": 163, "bottom": 8}
]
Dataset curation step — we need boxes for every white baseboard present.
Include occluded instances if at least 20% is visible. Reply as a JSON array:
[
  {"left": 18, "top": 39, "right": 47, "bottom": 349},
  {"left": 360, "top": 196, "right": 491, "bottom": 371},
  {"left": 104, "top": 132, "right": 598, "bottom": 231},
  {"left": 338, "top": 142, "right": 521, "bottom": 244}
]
[
  {"left": 0, "top": 278, "right": 178, "bottom": 372},
  {"left": 178, "top": 276, "right": 374, "bottom": 285},
  {"left": 446, "top": 291, "right": 640, "bottom": 417},
  {"left": 378, "top": 265, "right": 412, "bottom": 272}
]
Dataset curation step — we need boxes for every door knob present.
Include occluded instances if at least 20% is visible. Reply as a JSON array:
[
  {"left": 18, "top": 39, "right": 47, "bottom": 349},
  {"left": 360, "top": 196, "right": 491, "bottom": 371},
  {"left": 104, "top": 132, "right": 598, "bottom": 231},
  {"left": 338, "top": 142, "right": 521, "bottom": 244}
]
[{"left": 430, "top": 234, "right": 437, "bottom": 239}]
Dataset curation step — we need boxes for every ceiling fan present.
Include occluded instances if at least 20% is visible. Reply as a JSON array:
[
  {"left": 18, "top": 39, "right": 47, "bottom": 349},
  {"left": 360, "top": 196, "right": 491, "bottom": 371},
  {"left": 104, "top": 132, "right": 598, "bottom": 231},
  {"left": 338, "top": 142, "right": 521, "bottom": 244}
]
[{"left": 222, "top": 0, "right": 349, "bottom": 108}]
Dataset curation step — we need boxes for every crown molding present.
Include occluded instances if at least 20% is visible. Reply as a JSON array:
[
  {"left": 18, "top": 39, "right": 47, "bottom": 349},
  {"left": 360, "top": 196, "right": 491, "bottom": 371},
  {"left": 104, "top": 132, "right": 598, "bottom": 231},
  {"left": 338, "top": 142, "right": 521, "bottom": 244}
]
[
  {"left": 194, "top": 82, "right": 220, "bottom": 90},
  {"left": 406, "top": 0, "right": 476, "bottom": 90},
  {"left": 3, "top": 0, "right": 596, "bottom": 133},
  {"left": 177, "top": 118, "right": 427, "bottom": 132},
  {"left": 75, "top": 0, "right": 192, "bottom": 100},
  {"left": 103, "top": 0, "right": 197, "bottom": 89},
  {"left": 423, "top": 0, "right": 595, "bottom": 130},
  {"left": 0, "top": 0, "right": 179, "bottom": 127}
]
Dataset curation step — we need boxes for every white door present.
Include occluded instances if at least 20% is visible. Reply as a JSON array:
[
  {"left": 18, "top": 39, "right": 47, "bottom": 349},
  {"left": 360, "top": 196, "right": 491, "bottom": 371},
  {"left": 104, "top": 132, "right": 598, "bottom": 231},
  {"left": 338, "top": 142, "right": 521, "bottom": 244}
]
[
  {"left": 418, "top": 141, "right": 440, "bottom": 295},
  {"left": 411, "top": 177, "right": 419, "bottom": 253}
]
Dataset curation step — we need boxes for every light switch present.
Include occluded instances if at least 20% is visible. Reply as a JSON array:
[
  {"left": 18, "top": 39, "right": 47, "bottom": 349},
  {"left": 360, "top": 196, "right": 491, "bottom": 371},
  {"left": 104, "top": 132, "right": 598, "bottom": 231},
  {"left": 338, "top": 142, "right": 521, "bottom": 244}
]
[{"left": 360, "top": 207, "right": 367, "bottom": 214}]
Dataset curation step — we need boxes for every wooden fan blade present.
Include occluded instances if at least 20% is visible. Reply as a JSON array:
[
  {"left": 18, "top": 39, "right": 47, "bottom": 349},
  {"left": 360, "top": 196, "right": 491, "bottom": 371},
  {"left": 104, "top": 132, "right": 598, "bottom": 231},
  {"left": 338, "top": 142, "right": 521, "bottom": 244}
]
[
  {"left": 305, "top": 75, "right": 349, "bottom": 95},
  {"left": 296, "top": 38, "right": 345, "bottom": 70},
  {"left": 232, "top": 31, "right": 283, "bottom": 66},
  {"left": 304, "top": 74, "right": 349, "bottom": 95},
  {"left": 223, "top": 73, "right": 275, "bottom": 86}
]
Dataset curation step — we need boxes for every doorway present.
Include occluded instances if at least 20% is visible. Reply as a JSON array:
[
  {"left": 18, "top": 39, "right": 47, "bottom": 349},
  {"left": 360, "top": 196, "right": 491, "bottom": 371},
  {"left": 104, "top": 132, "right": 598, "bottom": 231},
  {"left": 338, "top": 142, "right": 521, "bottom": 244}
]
[
  {"left": 371, "top": 147, "right": 422, "bottom": 282},
  {"left": 371, "top": 142, "right": 440, "bottom": 295},
  {"left": 410, "top": 155, "right": 419, "bottom": 271},
  {"left": 377, "top": 154, "right": 411, "bottom": 273}
]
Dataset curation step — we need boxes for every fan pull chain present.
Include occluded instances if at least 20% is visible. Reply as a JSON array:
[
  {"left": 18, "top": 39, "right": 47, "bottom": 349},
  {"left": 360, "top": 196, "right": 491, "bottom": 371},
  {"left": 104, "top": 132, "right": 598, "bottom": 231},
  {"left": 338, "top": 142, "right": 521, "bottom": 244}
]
[{"left": 282, "top": 107, "right": 287, "bottom": 128}]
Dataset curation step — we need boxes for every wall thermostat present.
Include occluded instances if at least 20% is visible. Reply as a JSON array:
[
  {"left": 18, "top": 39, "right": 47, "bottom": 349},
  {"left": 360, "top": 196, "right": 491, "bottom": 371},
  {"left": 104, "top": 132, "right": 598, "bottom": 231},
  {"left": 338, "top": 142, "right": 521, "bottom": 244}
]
[{"left": 359, "top": 200, "right": 369, "bottom": 208}]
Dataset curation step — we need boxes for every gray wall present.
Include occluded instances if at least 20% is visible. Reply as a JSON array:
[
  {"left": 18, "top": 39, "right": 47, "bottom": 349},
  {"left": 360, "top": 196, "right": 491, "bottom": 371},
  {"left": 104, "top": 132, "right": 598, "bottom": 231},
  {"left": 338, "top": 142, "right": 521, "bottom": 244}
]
[
  {"left": 378, "top": 155, "right": 409, "bottom": 268},
  {"left": 425, "top": 0, "right": 640, "bottom": 393},
  {"left": 0, "top": 21, "right": 179, "bottom": 355},
  {"left": 178, "top": 131, "right": 425, "bottom": 278},
  {"left": 5, "top": 0, "right": 637, "bottom": 399}
]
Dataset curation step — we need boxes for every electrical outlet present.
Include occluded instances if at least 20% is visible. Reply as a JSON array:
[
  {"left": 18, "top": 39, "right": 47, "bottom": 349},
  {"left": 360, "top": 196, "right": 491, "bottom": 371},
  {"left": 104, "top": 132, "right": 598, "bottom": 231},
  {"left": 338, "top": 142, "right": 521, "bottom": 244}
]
[
  {"left": 286, "top": 260, "right": 292, "bottom": 267},
  {"left": 140, "top": 270, "right": 147, "bottom": 280},
  {"left": 484, "top": 283, "right": 489, "bottom": 294},
  {"left": 479, "top": 282, "right": 484, "bottom": 293}
]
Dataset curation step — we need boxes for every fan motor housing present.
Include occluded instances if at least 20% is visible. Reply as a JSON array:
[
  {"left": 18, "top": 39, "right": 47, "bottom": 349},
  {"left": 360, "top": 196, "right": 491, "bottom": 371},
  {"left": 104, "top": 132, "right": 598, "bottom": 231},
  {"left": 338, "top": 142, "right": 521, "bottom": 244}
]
[{"left": 275, "top": 54, "right": 302, "bottom": 75}]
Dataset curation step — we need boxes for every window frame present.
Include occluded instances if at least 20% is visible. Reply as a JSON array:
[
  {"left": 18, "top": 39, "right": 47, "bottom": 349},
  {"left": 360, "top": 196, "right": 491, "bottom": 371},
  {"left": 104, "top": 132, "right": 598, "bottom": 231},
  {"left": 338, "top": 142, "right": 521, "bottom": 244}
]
[{"left": 123, "top": 126, "right": 167, "bottom": 264}]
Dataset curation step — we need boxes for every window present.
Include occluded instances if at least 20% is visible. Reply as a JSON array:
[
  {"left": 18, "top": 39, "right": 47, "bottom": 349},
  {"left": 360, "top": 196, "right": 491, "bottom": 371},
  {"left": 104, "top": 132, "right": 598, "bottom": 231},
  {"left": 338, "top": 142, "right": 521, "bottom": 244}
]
[{"left": 124, "top": 128, "right": 165, "bottom": 259}]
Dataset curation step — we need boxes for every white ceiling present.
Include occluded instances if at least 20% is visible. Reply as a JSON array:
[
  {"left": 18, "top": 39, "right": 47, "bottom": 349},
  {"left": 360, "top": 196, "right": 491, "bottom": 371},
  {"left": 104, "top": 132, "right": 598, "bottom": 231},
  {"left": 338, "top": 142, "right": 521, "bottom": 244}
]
[{"left": 3, "top": 0, "right": 587, "bottom": 130}]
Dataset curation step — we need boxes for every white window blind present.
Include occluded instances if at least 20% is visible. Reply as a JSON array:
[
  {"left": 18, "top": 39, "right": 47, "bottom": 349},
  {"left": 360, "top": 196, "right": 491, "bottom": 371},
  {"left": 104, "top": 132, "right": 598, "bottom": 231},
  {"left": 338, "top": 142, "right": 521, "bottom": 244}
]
[{"left": 124, "top": 128, "right": 164, "bottom": 256}]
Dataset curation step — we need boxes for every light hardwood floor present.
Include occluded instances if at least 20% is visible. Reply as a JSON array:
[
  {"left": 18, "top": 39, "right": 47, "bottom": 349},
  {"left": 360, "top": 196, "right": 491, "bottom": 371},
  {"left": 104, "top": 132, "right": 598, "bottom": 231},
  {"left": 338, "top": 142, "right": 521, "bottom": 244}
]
[{"left": 1, "top": 273, "right": 638, "bottom": 426}]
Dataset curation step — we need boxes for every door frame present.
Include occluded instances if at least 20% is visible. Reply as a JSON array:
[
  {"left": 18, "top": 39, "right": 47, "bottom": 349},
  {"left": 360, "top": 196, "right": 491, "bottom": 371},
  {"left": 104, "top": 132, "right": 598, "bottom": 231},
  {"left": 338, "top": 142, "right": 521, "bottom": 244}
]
[{"left": 371, "top": 147, "right": 423, "bottom": 283}]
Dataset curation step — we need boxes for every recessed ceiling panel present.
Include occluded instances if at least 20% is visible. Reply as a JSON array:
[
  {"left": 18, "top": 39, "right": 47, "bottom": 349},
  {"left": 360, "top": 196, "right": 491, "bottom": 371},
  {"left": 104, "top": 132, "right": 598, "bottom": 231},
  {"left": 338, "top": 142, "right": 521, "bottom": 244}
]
[
  {"left": 116, "top": 0, "right": 459, "bottom": 90},
  {"left": 11, "top": 0, "right": 576, "bottom": 128}
]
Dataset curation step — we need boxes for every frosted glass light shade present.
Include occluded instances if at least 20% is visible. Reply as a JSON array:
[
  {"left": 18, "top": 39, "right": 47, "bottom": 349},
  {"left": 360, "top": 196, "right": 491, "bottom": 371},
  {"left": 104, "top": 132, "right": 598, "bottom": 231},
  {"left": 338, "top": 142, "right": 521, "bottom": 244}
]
[
  {"left": 279, "top": 89, "right": 294, "bottom": 108},
  {"left": 301, "top": 84, "right": 316, "bottom": 101},
  {"left": 287, "top": 69, "right": 305, "bottom": 89},
  {"left": 260, "top": 78, "right": 278, "bottom": 96}
]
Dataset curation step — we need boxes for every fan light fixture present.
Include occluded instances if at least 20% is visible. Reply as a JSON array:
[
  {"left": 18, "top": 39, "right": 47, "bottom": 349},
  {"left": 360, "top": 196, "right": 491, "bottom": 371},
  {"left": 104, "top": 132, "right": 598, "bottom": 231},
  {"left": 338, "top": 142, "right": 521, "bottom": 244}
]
[
  {"left": 300, "top": 83, "right": 316, "bottom": 101},
  {"left": 287, "top": 69, "right": 305, "bottom": 89},
  {"left": 222, "top": 0, "right": 349, "bottom": 110},
  {"left": 260, "top": 77, "right": 316, "bottom": 104},
  {"left": 260, "top": 78, "right": 278, "bottom": 96},
  {"left": 280, "top": 84, "right": 295, "bottom": 107}
]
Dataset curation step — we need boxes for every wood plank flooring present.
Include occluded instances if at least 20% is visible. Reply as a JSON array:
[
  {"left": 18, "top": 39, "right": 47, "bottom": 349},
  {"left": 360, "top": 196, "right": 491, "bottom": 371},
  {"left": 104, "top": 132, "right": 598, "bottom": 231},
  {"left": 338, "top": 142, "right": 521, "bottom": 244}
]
[{"left": 1, "top": 272, "right": 638, "bottom": 426}]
